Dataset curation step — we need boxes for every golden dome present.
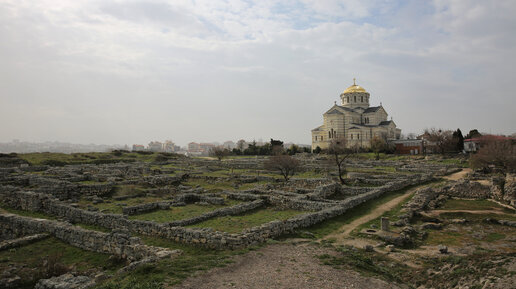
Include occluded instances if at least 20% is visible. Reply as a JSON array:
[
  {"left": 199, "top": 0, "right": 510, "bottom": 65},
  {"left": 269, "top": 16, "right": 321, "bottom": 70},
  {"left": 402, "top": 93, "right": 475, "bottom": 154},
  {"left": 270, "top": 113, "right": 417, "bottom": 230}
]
[{"left": 343, "top": 78, "right": 367, "bottom": 94}]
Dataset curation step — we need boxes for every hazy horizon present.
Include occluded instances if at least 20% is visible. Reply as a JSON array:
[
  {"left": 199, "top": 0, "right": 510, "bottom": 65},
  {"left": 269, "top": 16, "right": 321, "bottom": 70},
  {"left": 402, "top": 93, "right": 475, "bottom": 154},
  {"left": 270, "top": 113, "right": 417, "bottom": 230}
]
[{"left": 1, "top": 0, "right": 515, "bottom": 147}]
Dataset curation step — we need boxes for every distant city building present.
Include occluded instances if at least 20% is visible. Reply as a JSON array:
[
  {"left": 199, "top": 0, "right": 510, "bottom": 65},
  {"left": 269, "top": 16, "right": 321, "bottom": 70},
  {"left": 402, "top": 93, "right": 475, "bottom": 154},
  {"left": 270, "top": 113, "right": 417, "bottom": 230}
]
[
  {"left": 312, "top": 79, "right": 401, "bottom": 151},
  {"left": 0, "top": 140, "right": 123, "bottom": 154},
  {"left": 199, "top": 143, "right": 215, "bottom": 154},
  {"left": 132, "top": 144, "right": 145, "bottom": 151},
  {"left": 148, "top": 141, "right": 163, "bottom": 152},
  {"left": 223, "top": 141, "right": 236, "bottom": 150},
  {"left": 163, "top": 140, "right": 176, "bottom": 152},
  {"left": 188, "top": 142, "right": 201, "bottom": 152}
]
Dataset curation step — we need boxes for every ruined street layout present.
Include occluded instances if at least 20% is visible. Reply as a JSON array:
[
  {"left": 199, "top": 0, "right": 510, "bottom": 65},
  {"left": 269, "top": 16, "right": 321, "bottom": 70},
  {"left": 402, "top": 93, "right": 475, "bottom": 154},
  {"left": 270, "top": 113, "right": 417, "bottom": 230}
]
[{"left": 0, "top": 153, "right": 514, "bottom": 288}]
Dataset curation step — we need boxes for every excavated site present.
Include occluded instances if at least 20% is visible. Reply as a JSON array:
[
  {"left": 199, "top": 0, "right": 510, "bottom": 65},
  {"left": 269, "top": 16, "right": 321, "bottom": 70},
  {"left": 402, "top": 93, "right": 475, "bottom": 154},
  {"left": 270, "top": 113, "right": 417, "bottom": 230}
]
[{"left": 0, "top": 152, "right": 514, "bottom": 289}]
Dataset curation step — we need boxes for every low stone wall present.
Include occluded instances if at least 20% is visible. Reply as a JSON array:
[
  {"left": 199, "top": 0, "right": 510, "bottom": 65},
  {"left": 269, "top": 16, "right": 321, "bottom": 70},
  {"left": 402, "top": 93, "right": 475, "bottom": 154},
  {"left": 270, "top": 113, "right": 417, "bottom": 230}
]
[
  {"left": 0, "top": 173, "right": 434, "bottom": 250},
  {"left": 491, "top": 174, "right": 516, "bottom": 208},
  {"left": 446, "top": 180, "right": 490, "bottom": 199},
  {"left": 393, "top": 186, "right": 443, "bottom": 226},
  {"left": 0, "top": 233, "right": 49, "bottom": 251},
  {"left": 168, "top": 200, "right": 266, "bottom": 226},
  {"left": 307, "top": 183, "right": 341, "bottom": 199},
  {"left": 122, "top": 193, "right": 226, "bottom": 215},
  {"left": 0, "top": 213, "right": 177, "bottom": 261},
  {"left": 224, "top": 191, "right": 260, "bottom": 201},
  {"left": 142, "top": 175, "right": 185, "bottom": 187},
  {"left": 122, "top": 201, "right": 178, "bottom": 215},
  {"left": 267, "top": 195, "right": 335, "bottom": 211}
]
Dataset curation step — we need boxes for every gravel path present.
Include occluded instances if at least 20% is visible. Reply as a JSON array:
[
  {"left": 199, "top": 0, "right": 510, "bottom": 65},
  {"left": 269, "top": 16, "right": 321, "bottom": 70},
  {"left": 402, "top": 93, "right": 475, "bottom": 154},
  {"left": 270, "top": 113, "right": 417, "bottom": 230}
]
[{"left": 172, "top": 243, "right": 401, "bottom": 289}]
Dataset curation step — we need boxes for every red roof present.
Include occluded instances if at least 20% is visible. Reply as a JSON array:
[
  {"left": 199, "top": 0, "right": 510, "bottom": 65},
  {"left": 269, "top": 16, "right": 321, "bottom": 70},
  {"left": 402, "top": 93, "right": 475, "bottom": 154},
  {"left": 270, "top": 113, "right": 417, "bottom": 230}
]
[{"left": 465, "top": 135, "right": 515, "bottom": 142}]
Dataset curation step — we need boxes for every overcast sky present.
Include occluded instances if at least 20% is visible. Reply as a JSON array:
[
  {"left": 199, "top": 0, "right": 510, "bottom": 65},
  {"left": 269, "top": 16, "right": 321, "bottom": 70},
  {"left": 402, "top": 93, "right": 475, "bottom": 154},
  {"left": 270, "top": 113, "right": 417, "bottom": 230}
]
[{"left": 1, "top": 0, "right": 515, "bottom": 146}]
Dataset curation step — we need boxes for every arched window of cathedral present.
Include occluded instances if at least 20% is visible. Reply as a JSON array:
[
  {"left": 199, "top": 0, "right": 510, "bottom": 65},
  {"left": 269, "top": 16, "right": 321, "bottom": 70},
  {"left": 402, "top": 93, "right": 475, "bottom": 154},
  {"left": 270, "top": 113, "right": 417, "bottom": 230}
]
[
  {"left": 350, "top": 134, "right": 353, "bottom": 140},
  {"left": 347, "top": 96, "right": 349, "bottom": 103},
  {"left": 354, "top": 96, "right": 356, "bottom": 102},
  {"left": 361, "top": 96, "right": 363, "bottom": 102},
  {"left": 329, "top": 131, "right": 331, "bottom": 138}
]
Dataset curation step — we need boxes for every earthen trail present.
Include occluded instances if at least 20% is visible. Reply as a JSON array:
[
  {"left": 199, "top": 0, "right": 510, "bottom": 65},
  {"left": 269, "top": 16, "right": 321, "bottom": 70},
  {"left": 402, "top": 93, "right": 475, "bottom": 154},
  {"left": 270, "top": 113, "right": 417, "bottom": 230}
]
[{"left": 323, "top": 169, "right": 469, "bottom": 241}]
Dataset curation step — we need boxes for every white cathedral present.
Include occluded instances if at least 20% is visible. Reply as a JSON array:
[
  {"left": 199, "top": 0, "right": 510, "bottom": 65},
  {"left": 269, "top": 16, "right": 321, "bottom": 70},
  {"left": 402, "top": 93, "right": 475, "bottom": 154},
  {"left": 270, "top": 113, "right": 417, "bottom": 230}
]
[{"left": 311, "top": 79, "right": 401, "bottom": 151}]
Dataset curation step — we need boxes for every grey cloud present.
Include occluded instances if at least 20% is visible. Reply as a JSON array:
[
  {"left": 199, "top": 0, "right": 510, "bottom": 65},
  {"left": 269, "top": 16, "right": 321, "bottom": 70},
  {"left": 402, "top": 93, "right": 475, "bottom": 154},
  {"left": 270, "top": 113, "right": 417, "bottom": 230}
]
[{"left": 0, "top": 0, "right": 514, "bottom": 146}]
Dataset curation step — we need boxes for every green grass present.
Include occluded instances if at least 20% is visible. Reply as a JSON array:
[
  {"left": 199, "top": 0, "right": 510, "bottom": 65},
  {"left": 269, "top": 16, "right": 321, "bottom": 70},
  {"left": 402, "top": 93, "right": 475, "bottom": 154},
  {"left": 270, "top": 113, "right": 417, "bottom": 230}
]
[
  {"left": 0, "top": 206, "right": 56, "bottom": 220},
  {"left": 439, "top": 212, "right": 516, "bottom": 222},
  {"left": 353, "top": 191, "right": 417, "bottom": 235},
  {"left": 239, "top": 180, "right": 270, "bottom": 190},
  {"left": 0, "top": 237, "right": 121, "bottom": 289},
  {"left": 129, "top": 200, "right": 241, "bottom": 223},
  {"left": 485, "top": 232, "right": 506, "bottom": 242},
  {"left": 78, "top": 196, "right": 162, "bottom": 214},
  {"left": 425, "top": 230, "right": 467, "bottom": 246},
  {"left": 183, "top": 179, "right": 237, "bottom": 192},
  {"left": 186, "top": 207, "right": 307, "bottom": 233},
  {"left": 17, "top": 151, "right": 165, "bottom": 166},
  {"left": 318, "top": 245, "right": 408, "bottom": 282},
  {"left": 353, "top": 153, "right": 415, "bottom": 161},
  {"left": 97, "top": 235, "right": 254, "bottom": 288},
  {"left": 75, "top": 223, "right": 112, "bottom": 233},
  {"left": 295, "top": 183, "right": 429, "bottom": 239},
  {"left": 429, "top": 158, "right": 469, "bottom": 167},
  {"left": 440, "top": 199, "right": 515, "bottom": 213},
  {"left": 424, "top": 225, "right": 511, "bottom": 246},
  {"left": 292, "top": 170, "right": 326, "bottom": 179}
]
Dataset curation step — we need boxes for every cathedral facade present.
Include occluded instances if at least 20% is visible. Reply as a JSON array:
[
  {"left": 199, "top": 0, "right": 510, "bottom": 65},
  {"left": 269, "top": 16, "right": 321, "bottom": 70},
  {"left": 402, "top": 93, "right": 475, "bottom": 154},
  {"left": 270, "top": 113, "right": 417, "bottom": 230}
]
[{"left": 311, "top": 79, "right": 401, "bottom": 151}]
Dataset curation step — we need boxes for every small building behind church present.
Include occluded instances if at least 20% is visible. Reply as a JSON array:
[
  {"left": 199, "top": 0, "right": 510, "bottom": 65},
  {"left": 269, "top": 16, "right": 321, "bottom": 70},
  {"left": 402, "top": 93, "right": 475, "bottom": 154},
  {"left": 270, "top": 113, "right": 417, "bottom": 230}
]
[{"left": 311, "top": 79, "right": 401, "bottom": 151}]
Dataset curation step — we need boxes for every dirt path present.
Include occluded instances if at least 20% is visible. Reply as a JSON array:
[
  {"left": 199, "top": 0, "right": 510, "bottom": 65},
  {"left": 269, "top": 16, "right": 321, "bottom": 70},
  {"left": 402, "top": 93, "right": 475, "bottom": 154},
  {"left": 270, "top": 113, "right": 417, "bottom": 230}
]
[
  {"left": 443, "top": 168, "right": 471, "bottom": 181},
  {"left": 172, "top": 244, "right": 401, "bottom": 289},
  {"left": 326, "top": 191, "right": 415, "bottom": 240},
  {"left": 323, "top": 169, "right": 469, "bottom": 243},
  {"left": 171, "top": 169, "right": 470, "bottom": 288}
]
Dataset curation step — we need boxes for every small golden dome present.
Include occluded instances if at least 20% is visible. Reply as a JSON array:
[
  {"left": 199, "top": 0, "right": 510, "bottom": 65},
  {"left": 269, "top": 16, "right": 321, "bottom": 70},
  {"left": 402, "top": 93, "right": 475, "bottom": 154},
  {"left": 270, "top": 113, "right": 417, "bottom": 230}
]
[{"left": 343, "top": 78, "right": 367, "bottom": 94}]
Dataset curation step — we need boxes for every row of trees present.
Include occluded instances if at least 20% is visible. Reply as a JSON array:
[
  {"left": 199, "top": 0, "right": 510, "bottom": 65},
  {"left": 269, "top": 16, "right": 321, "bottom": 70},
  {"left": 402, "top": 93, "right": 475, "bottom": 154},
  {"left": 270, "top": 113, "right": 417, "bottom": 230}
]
[
  {"left": 210, "top": 139, "right": 310, "bottom": 160},
  {"left": 264, "top": 138, "right": 355, "bottom": 183}
]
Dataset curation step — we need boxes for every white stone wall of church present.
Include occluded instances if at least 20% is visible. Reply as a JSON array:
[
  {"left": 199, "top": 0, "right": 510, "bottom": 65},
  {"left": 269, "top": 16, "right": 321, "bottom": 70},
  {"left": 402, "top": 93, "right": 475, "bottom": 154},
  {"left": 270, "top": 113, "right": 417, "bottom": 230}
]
[{"left": 368, "top": 110, "right": 388, "bottom": 125}]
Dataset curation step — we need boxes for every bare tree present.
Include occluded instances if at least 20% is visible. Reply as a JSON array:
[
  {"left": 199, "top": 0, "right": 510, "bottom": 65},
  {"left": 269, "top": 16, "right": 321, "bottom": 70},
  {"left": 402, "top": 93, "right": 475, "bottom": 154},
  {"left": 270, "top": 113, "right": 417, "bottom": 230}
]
[
  {"left": 209, "top": 147, "right": 230, "bottom": 161},
  {"left": 370, "top": 136, "right": 387, "bottom": 160},
  {"left": 236, "top": 139, "right": 246, "bottom": 151},
  {"left": 264, "top": 154, "right": 301, "bottom": 181},
  {"left": 471, "top": 136, "right": 516, "bottom": 173},
  {"left": 406, "top": 132, "right": 417, "bottom": 139},
  {"left": 327, "top": 139, "right": 355, "bottom": 184},
  {"left": 424, "top": 128, "right": 455, "bottom": 154}
]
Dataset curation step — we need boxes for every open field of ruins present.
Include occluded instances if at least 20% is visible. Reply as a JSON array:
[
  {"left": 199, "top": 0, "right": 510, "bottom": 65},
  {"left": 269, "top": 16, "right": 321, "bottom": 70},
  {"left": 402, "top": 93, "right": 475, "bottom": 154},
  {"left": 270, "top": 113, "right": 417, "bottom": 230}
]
[{"left": 0, "top": 151, "right": 514, "bottom": 289}]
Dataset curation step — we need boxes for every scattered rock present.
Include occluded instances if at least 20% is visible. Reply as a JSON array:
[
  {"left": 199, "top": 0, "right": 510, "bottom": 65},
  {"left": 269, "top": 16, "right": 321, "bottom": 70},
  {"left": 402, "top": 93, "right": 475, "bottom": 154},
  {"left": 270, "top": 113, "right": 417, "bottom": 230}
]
[
  {"left": 438, "top": 245, "right": 448, "bottom": 254},
  {"left": 34, "top": 273, "right": 95, "bottom": 289},
  {"left": 451, "top": 219, "right": 467, "bottom": 224},
  {"left": 420, "top": 222, "right": 442, "bottom": 230}
]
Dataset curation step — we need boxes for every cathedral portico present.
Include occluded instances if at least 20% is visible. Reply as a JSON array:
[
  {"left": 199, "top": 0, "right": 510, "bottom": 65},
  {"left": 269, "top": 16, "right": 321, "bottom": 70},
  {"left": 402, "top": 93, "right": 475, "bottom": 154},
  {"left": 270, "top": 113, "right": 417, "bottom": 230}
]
[{"left": 311, "top": 79, "right": 401, "bottom": 151}]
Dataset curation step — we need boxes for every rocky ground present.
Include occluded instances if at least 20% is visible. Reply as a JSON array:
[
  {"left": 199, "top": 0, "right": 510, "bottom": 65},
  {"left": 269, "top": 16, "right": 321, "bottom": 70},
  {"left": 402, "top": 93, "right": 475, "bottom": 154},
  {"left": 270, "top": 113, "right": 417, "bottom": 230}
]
[{"left": 173, "top": 243, "right": 402, "bottom": 289}]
